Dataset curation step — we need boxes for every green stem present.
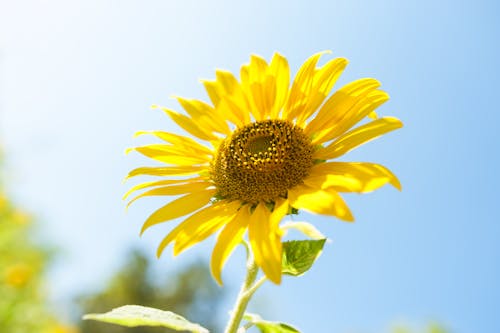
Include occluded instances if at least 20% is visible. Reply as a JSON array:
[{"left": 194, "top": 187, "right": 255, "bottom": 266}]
[
  {"left": 223, "top": 258, "right": 260, "bottom": 333},
  {"left": 243, "top": 276, "right": 267, "bottom": 299}
]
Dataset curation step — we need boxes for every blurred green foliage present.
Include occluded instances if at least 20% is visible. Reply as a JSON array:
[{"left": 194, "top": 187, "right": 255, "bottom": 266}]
[
  {"left": 392, "top": 323, "right": 449, "bottom": 333},
  {"left": 0, "top": 160, "right": 77, "bottom": 333},
  {"left": 78, "top": 250, "right": 225, "bottom": 333}
]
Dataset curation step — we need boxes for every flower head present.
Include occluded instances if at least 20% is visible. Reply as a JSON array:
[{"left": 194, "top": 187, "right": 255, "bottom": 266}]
[
  {"left": 126, "top": 52, "right": 402, "bottom": 284},
  {"left": 4, "top": 262, "right": 33, "bottom": 288}
]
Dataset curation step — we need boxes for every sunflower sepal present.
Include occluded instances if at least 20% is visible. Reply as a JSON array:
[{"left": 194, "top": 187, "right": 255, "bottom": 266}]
[
  {"left": 83, "top": 305, "right": 208, "bottom": 333},
  {"left": 243, "top": 312, "right": 301, "bottom": 333},
  {"left": 281, "top": 239, "right": 327, "bottom": 277},
  {"left": 280, "top": 221, "right": 327, "bottom": 240}
]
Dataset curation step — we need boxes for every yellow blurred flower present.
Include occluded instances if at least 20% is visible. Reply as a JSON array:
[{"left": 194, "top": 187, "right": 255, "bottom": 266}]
[
  {"left": 4, "top": 262, "right": 33, "bottom": 287},
  {"left": 11, "top": 210, "right": 32, "bottom": 225},
  {"left": 126, "top": 52, "right": 402, "bottom": 284},
  {"left": 43, "top": 324, "right": 80, "bottom": 333},
  {"left": 0, "top": 193, "right": 7, "bottom": 209}
]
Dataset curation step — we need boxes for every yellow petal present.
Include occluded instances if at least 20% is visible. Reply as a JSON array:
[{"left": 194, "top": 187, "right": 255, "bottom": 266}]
[
  {"left": 160, "top": 107, "right": 218, "bottom": 141},
  {"left": 156, "top": 200, "right": 241, "bottom": 257},
  {"left": 130, "top": 144, "right": 211, "bottom": 165},
  {"left": 123, "top": 177, "right": 206, "bottom": 200},
  {"left": 304, "top": 173, "right": 362, "bottom": 193},
  {"left": 211, "top": 205, "right": 251, "bottom": 285},
  {"left": 288, "top": 184, "right": 354, "bottom": 222},
  {"left": 314, "top": 117, "right": 403, "bottom": 160},
  {"left": 296, "top": 57, "right": 349, "bottom": 126},
  {"left": 313, "top": 90, "right": 390, "bottom": 144},
  {"left": 270, "top": 198, "right": 289, "bottom": 234},
  {"left": 202, "top": 80, "right": 221, "bottom": 106},
  {"left": 134, "top": 131, "right": 214, "bottom": 156},
  {"left": 126, "top": 165, "right": 208, "bottom": 179},
  {"left": 217, "top": 96, "right": 248, "bottom": 128},
  {"left": 126, "top": 182, "right": 212, "bottom": 208},
  {"left": 283, "top": 51, "right": 330, "bottom": 121},
  {"left": 307, "top": 162, "right": 401, "bottom": 192},
  {"left": 240, "top": 55, "right": 272, "bottom": 121},
  {"left": 202, "top": 70, "right": 240, "bottom": 106},
  {"left": 268, "top": 53, "right": 290, "bottom": 118},
  {"left": 367, "top": 111, "right": 378, "bottom": 119},
  {"left": 248, "top": 203, "right": 283, "bottom": 284},
  {"left": 176, "top": 97, "right": 231, "bottom": 135},
  {"left": 305, "top": 78, "right": 381, "bottom": 137},
  {"left": 140, "top": 189, "right": 215, "bottom": 234},
  {"left": 249, "top": 55, "right": 276, "bottom": 120},
  {"left": 205, "top": 70, "right": 252, "bottom": 126}
]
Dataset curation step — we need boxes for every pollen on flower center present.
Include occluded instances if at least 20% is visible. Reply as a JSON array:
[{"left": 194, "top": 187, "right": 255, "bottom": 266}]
[{"left": 212, "top": 119, "right": 315, "bottom": 203}]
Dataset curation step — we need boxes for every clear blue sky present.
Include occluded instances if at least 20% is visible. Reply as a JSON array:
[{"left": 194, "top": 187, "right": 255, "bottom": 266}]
[{"left": 1, "top": 1, "right": 499, "bottom": 332}]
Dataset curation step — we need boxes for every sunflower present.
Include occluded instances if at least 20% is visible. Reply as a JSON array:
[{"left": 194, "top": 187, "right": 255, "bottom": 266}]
[{"left": 125, "top": 52, "right": 402, "bottom": 285}]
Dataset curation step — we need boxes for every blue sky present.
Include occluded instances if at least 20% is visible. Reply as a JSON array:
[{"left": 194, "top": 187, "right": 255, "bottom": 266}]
[{"left": 1, "top": 0, "right": 499, "bottom": 332}]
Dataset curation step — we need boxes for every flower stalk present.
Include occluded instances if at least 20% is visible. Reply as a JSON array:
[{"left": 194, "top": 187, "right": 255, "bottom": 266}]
[{"left": 223, "top": 256, "right": 262, "bottom": 333}]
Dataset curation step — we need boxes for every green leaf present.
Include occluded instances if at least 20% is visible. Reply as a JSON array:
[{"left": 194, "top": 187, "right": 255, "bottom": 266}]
[
  {"left": 83, "top": 305, "right": 209, "bottom": 333},
  {"left": 244, "top": 313, "right": 300, "bottom": 333},
  {"left": 428, "top": 323, "right": 449, "bottom": 333},
  {"left": 281, "top": 239, "right": 326, "bottom": 276}
]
